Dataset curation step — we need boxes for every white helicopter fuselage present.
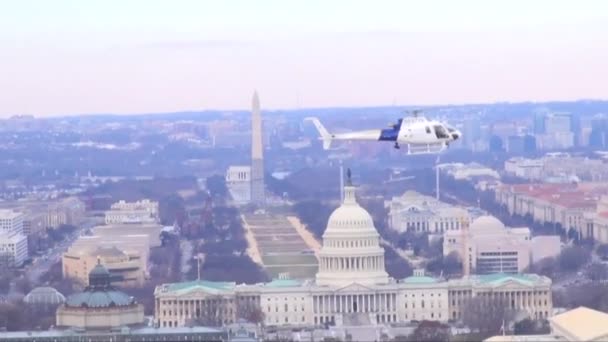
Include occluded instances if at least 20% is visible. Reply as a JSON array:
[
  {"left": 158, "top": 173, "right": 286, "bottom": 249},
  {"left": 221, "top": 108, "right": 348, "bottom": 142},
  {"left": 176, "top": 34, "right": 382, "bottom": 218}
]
[{"left": 305, "top": 116, "right": 461, "bottom": 154}]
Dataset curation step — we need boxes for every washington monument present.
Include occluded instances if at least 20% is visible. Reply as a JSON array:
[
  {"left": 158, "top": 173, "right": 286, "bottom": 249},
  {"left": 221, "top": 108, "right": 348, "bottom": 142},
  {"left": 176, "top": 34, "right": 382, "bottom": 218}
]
[{"left": 251, "top": 91, "right": 265, "bottom": 206}]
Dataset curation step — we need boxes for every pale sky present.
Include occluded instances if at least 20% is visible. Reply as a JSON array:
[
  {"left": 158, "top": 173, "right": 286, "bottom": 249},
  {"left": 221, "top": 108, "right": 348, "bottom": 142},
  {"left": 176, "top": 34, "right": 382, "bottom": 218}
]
[{"left": 1, "top": 0, "right": 607, "bottom": 117}]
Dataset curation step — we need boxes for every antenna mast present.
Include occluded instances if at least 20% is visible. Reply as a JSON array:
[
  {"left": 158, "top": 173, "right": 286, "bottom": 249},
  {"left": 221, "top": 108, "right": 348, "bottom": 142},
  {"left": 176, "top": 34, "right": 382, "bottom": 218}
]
[{"left": 339, "top": 160, "right": 344, "bottom": 202}]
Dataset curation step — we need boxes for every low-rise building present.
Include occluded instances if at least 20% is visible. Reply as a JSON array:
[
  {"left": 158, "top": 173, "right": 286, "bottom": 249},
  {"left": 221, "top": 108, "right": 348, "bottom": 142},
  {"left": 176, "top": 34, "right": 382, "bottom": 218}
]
[
  {"left": 441, "top": 163, "right": 500, "bottom": 181},
  {"left": 47, "top": 197, "right": 85, "bottom": 228},
  {"left": 92, "top": 223, "right": 162, "bottom": 248},
  {"left": 63, "top": 246, "right": 145, "bottom": 287},
  {"left": 105, "top": 199, "right": 159, "bottom": 224},
  {"left": 504, "top": 155, "right": 608, "bottom": 182},
  {"left": 68, "top": 234, "right": 151, "bottom": 270},
  {"left": 494, "top": 182, "right": 608, "bottom": 240},
  {"left": 444, "top": 215, "right": 560, "bottom": 275},
  {"left": 57, "top": 261, "right": 145, "bottom": 329}
]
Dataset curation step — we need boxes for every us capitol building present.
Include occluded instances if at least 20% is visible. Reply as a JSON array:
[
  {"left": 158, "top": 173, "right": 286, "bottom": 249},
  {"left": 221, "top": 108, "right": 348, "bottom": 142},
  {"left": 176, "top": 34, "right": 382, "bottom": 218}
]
[{"left": 154, "top": 178, "right": 553, "bottom": 328}]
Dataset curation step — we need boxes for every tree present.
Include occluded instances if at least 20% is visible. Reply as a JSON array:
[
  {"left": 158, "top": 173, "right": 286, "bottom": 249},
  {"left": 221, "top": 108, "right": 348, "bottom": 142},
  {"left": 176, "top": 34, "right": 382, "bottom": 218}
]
[
  {"left": 159, "top": 193, "right": 186, "bottom": 226},
  {"left": 236, "top": 299, "right": 265, "bottom": 324},
  {"left": 382, "top": 243, "right": 413, "bottom": 279},
  {"left": 206, "top": 175, "right": 228, "bottom": 200},
  {"left": 0, "top": 302, "right": 26, "bottom": 331},
  {"left": 558, "top": 245, "right": 591, "bottom": 272},
  {"left": 556, "top": 283, "right": 608, "bottom": 312},
  {"left": 292, "top": 200, "right": 333, "bottom": 239},
  {"left": 186, "top": 295, "right": 229, "bottom": 327},
  {"left": 0, "top": 275, "right": 10, "bottom": 294},
  {"left": 513, "top": 318, "right": 550, "bottom": 335},
  {"left": 530, "top": 257, "right": 558, "bottom": 278},
  {"left": 597, "top": 244, "right": 608, "bottom": 261},
  {"left": 425, "top": 252, "right": 462, "bottom": 276},
  {"left": 443, "top": 252, "right": 462, "bottom": 276},
  {"left": 462, "top": 297, "right": 514, "bottom": 337},
  {"left": 15, "top": 277, "right": 32, "bottom": 294},
  {"left": 407, "top": 320, "right": 450, "bottom": 342},
  {"left": 587, "top": 262, "right": 608, "bottom": 282}
]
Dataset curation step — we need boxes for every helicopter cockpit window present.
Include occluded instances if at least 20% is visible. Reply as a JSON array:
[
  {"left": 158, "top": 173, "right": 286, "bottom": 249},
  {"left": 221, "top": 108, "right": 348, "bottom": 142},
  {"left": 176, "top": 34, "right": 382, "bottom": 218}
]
[
  {"left": 433, "top": 125, "right": 449, "bottom": 139},
  {"left": 425, "top": 126, "right": 431, "bottom": 134}
]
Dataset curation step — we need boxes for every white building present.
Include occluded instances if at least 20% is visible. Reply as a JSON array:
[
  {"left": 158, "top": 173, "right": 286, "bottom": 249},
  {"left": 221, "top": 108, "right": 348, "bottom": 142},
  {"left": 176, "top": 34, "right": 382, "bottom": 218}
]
[
  {"left": 504, "top": 158, "right": 544, "bottom": 180},
  {"left": 444, "top": 216, "right": 560, "bottom": 275},
  {"left": 0, "top": 209, "right": 28, "bottom": 267},
  {"left": 386, "top": 191, "right": 470, "bottom": 234},
  {"left": 226, "top": 166, "right": 252, "bottom": 205},
  {"left": 485, "top": 306, "right": 608, "bottom": 342},
  {"left": 105, "top": 199, "right": 159, "bottom": 224},
  {"left": 504, "top": 155, "right": 608, "bottom": 182},
  {"left": 154, "top": 180, "right": 553, "bottom": 328},
  {"left": 0, "top": 209, "right": 24, "bottom": 234},
  {"left": 442, "top": 163, "right": 500, "bottom": 181}
]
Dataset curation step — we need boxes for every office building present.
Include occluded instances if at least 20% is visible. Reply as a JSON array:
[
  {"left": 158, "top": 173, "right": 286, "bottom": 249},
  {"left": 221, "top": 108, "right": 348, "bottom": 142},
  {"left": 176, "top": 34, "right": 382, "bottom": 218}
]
[{"left": 0, "top": 209, "right": 28, "bottom": 267}]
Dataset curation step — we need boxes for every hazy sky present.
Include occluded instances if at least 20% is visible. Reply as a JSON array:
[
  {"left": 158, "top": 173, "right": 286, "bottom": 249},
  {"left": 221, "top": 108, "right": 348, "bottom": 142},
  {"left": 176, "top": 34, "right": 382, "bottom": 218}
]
[{"left": 1, "top": 0, "right": 608, "bottom": 117}]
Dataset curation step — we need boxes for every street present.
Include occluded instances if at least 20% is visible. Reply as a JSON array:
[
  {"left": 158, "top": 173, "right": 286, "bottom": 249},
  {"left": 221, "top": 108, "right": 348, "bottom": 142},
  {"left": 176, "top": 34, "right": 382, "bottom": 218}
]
[{"left": 12, "top": 217, "right": 101, "bottom": 294}]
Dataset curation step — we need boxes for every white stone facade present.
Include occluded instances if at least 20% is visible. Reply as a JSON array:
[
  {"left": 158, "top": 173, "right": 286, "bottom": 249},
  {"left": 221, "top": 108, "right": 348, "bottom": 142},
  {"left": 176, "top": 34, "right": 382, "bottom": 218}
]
[
  {"left": 225, "top": 166, "right": 252, "bottom": 205},
  {"left": 105, "top": 199, "right": 159, "bottom": 224},
  {"left": 444, "top": 215, "right": 559, "bottom": 274},
  {"left": 387, "top": 191, "right": 470, "bottom": 234}
]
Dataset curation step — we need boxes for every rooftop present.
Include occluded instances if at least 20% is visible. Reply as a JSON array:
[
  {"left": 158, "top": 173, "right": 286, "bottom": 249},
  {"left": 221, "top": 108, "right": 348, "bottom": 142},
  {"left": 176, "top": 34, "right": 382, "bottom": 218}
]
[
  {"left": 265, "top": 278, "right": 303, "bottom": 288},
  {"left": 401, "top": 275, "right": 439, "bottom": 284},
  {"left": 485, "top": 335, "right": 565, "bottom": 342},
  {"left": 162, "top": 280, "right": 236, "bottom": 295},
  {"left": 549, "top": 306, "right": 608, "bottom": 341},
  {"left": 0, "top": 326, "right": 226, "bottom": 340},
  {"left": 0, "top": 209, "right": 23, "bottom": 219},
  {"left": 64, "top": 261, "right": 137, "bottom": 308},
  {"left": 452, "top": 273, "right": 550, "bottom": 287},
  {"left": 499, "top": 183, "right": 608, "bottom": 209},
  {"left": 23, "top": 286, "right": 65, "bottom": 305}
]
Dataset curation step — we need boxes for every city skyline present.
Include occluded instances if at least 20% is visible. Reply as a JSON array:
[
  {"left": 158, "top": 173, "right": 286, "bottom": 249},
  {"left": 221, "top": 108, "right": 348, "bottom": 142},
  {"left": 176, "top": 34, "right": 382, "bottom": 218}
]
[{"left": 1, "top": 0, "right": 608, "bottom": 117}]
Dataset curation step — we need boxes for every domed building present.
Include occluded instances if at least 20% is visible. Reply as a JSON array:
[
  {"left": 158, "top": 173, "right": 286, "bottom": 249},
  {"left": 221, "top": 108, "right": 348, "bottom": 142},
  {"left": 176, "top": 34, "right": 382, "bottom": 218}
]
[
  {"left": 154, "top": 172, "right": 554, "bottom": 328},
  {"left": 23, "top": 287, "right": 65, "bottom": 306},
  {"left": 442, "top": 214, "right": 553, "bottom": 275},
  {"left": 56, "top": 260, "right": 144, "bottom": 329},
  {"left": 316, "top": 177, "right": 389, "bottom": 287},
  {"left": 386, "top": 189, "right": 470, "bottom": 234}
]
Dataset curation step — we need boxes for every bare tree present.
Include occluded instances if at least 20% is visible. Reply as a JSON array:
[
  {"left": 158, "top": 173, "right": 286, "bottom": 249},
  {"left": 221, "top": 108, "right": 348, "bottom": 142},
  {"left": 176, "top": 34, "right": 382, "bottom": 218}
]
[
  {"left": 235, "top": 297, "right": 265, "bottom": 324},
  {"left": 186, "top": 295, "right": 231, "bottom": 327},
  {"left": 407, "top": 320, "right": 450, "bottom": 342},
  {"left": 587, "top": 262, "right": 608, "bottom": 282},
  {"left": 462, "top": 296, "right": 515, "bottom": 337}
]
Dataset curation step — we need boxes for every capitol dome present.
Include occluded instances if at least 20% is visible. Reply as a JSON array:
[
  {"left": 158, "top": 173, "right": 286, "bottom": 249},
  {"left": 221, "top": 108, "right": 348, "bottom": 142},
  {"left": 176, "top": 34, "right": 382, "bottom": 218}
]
[
  {"left": 316, "top": 173, "right": 389, "bottom": 287},
  {"left": 470, "top": 215, "right": 505, "bottom": 233}
]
